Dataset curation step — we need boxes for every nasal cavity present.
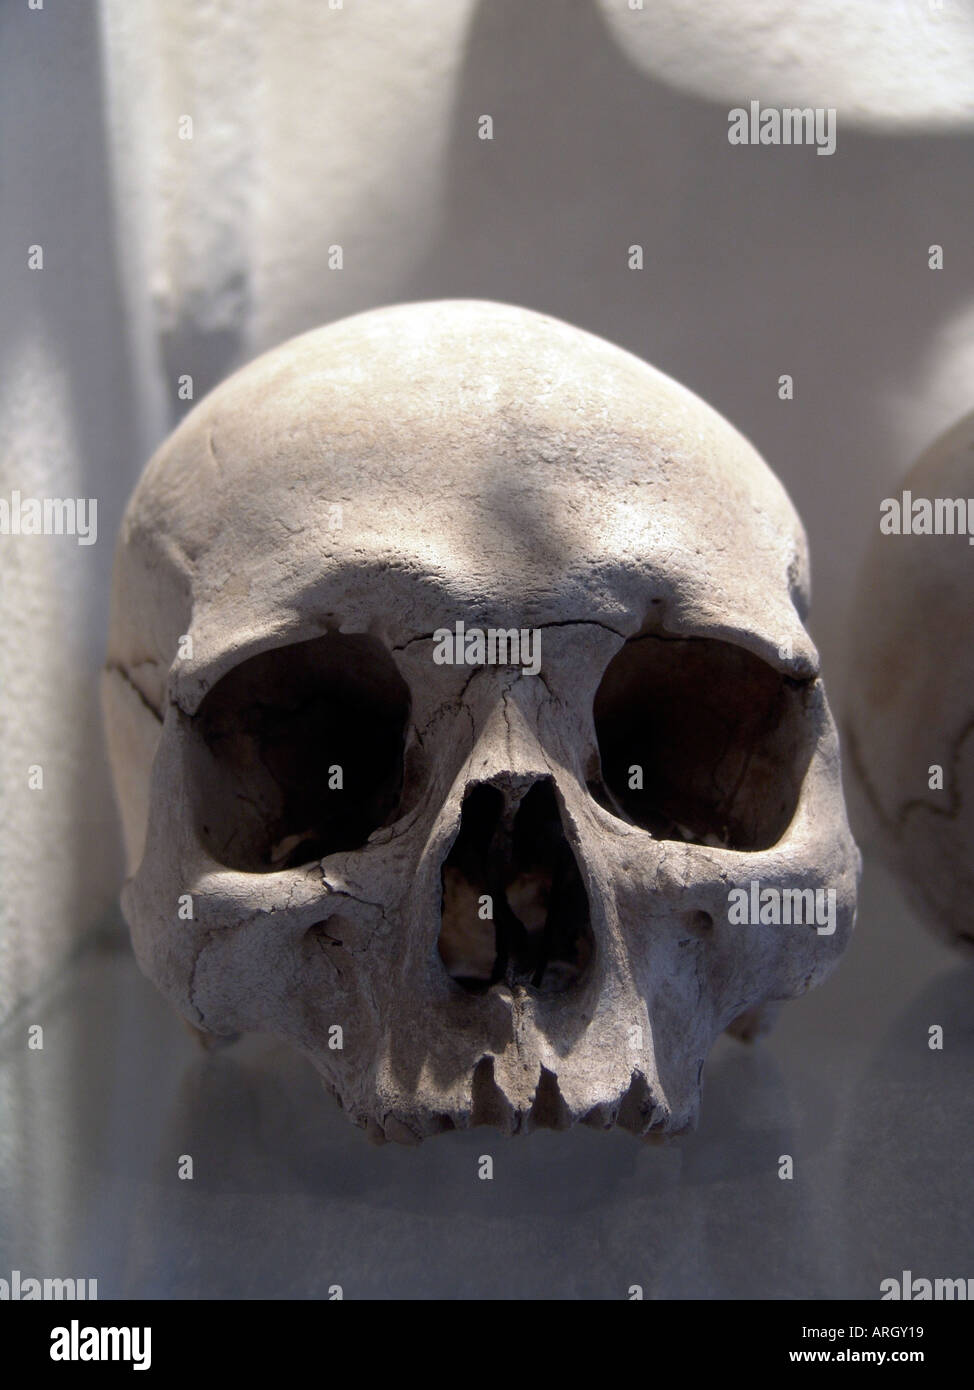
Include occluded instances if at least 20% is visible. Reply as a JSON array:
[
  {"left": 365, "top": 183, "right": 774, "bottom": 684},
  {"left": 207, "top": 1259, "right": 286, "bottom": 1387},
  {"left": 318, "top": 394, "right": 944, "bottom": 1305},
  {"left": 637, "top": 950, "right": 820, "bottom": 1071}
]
[{"left": 437, "top": 779, "right": 594, "bottom": 995}]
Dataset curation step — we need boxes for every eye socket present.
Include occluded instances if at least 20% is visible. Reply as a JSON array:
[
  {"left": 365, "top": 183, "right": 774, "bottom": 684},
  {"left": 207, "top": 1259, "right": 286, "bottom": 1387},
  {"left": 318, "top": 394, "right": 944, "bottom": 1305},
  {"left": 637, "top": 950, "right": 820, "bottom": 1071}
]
[
  {"left": 592, "top": 635, "right": 814, "bottom": 851},
  {"left": 190, "top": 632, "right": 410, "bottom": 872}
]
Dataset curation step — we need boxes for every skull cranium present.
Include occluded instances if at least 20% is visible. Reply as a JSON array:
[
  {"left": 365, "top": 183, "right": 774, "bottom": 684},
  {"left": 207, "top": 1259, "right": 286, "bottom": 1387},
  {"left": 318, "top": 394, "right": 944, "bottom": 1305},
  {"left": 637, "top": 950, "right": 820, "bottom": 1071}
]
[
  {"left": 103, "top": 300, "right": 858, "bottom": 1142},
  {"left": 846, "top": 409, "right": 974, "bottom": 955}
]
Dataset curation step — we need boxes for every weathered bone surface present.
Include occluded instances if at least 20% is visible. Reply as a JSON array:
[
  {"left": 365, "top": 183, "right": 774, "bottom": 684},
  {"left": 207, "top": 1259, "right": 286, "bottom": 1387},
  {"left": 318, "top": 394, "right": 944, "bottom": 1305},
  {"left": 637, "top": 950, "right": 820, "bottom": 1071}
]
[
  {"left": 103, "top": 300, "right": 859, "bottom": 1143},
  {"left": 846, "top": 410, "right": 974, "bottom": 955}
]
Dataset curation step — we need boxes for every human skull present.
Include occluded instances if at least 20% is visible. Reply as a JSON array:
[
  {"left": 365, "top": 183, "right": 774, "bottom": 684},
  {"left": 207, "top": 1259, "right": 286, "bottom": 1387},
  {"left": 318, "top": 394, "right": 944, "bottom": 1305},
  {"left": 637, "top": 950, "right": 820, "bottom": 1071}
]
[
  {"left": 103, "top": 300, "right": 859, "bottom": 1143},
  {"left": 846, "top": 410, "right": 974, "bottom": 955}
]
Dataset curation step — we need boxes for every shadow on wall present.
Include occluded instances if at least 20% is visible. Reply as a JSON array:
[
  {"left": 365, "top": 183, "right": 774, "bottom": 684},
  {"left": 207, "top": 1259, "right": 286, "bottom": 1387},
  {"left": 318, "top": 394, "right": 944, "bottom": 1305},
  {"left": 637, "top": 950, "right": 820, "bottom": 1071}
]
[{"left": 399, "top": 0, "right": 974, "bottom": 688}]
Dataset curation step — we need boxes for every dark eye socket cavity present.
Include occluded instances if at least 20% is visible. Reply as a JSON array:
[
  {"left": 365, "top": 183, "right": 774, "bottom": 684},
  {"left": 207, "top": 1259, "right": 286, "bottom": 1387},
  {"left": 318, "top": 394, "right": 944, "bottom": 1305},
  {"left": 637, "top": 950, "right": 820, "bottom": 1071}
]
[
  {"left": 189, "top": 632, "right": 410, "bottom": 872},
  {"left": 592, "top": 635, "right": 815, "bottom": 850}
]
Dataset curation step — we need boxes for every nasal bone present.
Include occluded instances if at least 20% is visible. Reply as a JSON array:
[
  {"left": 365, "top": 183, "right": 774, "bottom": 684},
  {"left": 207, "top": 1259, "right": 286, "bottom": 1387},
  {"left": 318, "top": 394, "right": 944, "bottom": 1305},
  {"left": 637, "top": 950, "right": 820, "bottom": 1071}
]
[{"left": 463, "top": 684, "right": 550, "bottom": 792}]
